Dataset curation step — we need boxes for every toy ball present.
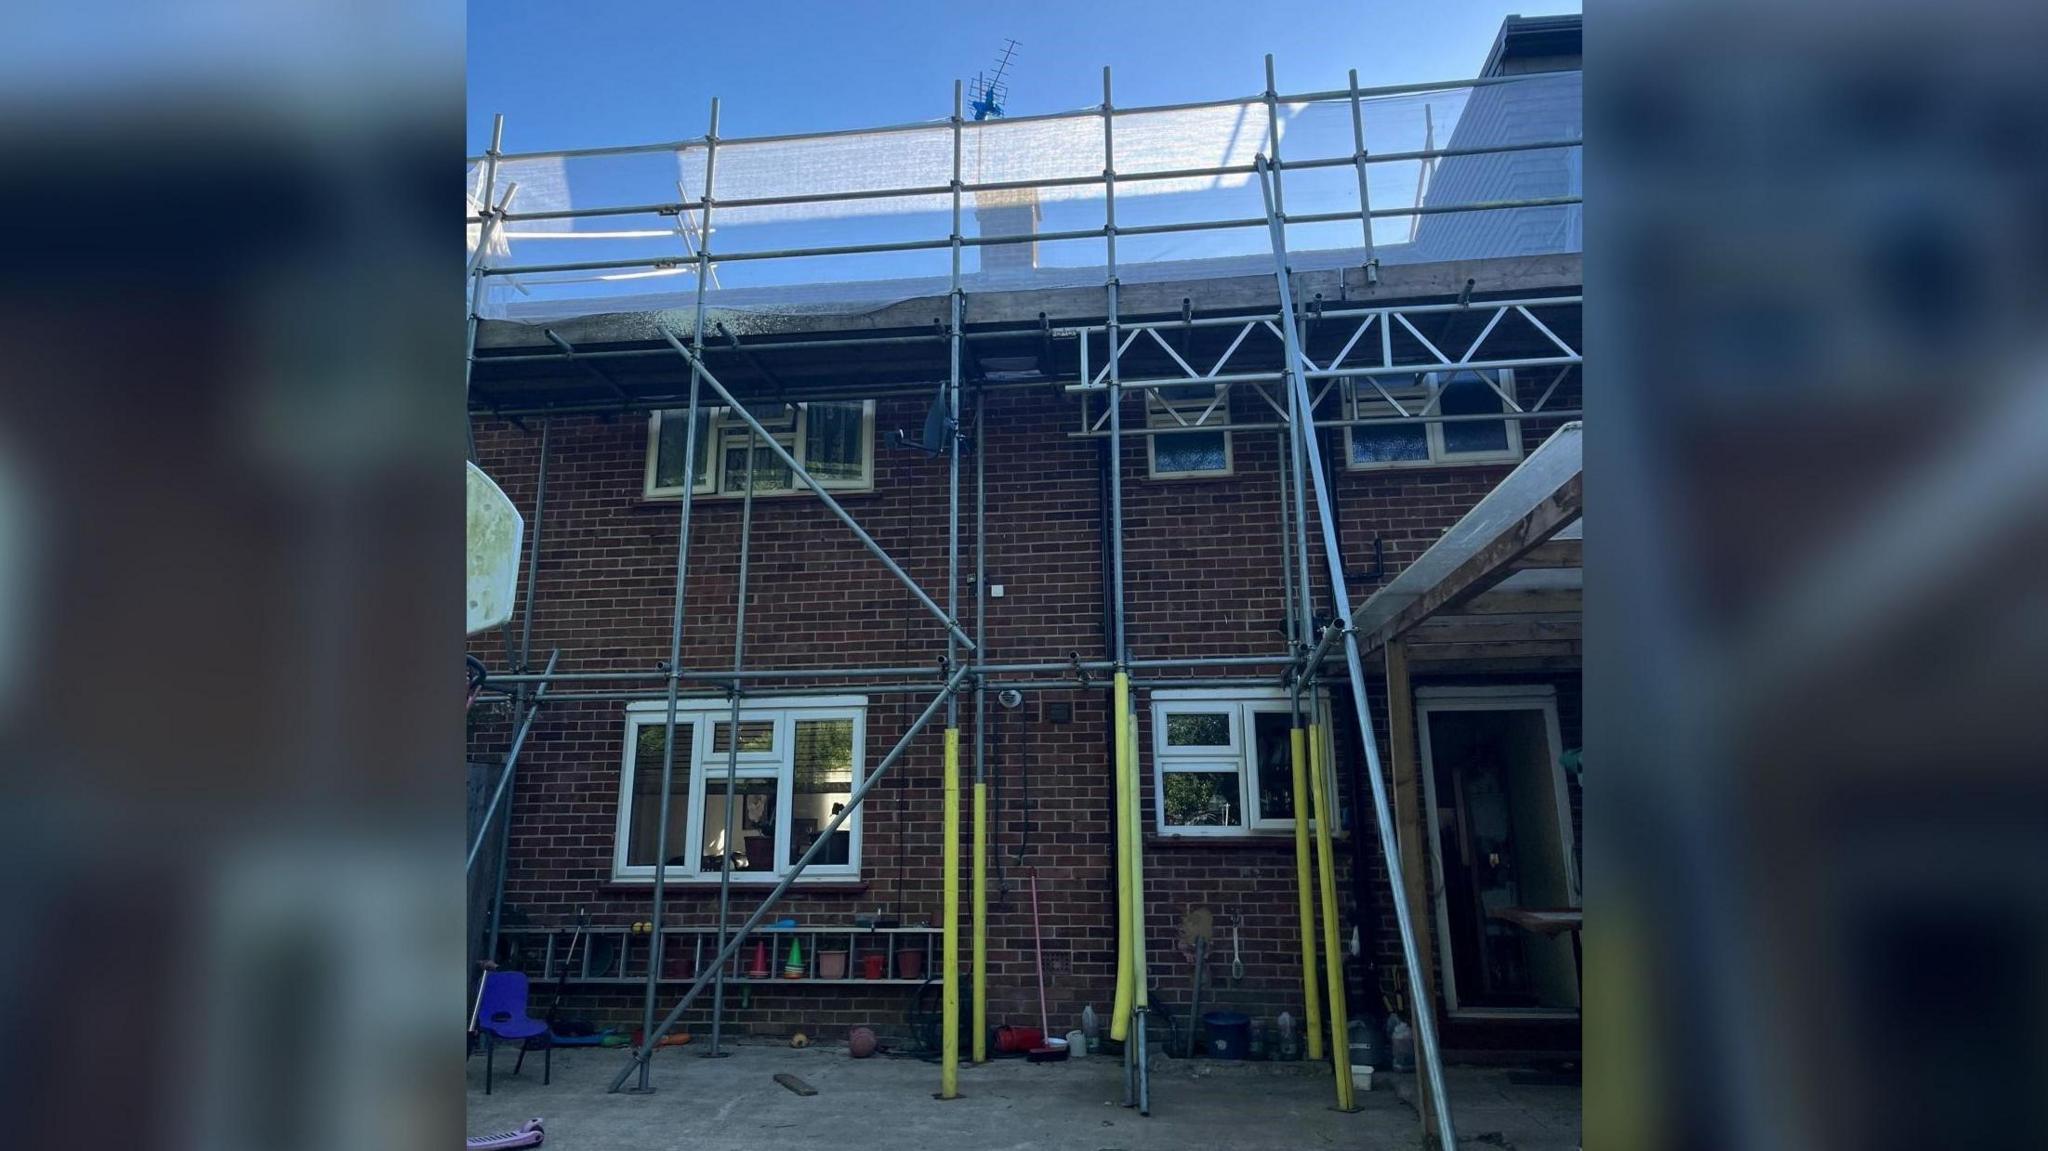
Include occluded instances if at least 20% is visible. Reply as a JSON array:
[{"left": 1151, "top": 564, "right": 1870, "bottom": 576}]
[
  {"left": 789, "top": 1031, "right": 810, "bottom": 1049},
  {"left": 848, "top": 1026, "right": 878, "bottom": 1058}
]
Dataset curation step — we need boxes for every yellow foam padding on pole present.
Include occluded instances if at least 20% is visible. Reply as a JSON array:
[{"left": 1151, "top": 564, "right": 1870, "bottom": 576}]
[
  {"left": 1290, "top": 727, "right": 1326, "bottom": 1061},
  {"left": 1109, "top": 672, "right": 1134, "bottom": 1041},
  {"left": 941, "top": 727, "right": 961, "bottom": 1098},
  {"left": 972, "top": 778, "right": 988, "bottom": 1063},
  {"left": 1307, "top": 723, "right": 1355, "bottom": 1110},
  {"left": 1127, "top": 710, "right": 1147, "bottom": 1008}
]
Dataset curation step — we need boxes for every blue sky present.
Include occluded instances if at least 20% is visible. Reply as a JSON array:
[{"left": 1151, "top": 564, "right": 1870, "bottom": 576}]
[{"left": 468, "top": 0, "right": 1580, "bottom": 154}]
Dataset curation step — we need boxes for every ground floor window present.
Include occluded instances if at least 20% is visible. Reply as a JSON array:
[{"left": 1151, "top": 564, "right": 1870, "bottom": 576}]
[
  {"left": 1150, "top": 687, "right": 1330, "bottom": 836},
  {"left": 613, "top": 697, "right": 864, "bottom": 882}
]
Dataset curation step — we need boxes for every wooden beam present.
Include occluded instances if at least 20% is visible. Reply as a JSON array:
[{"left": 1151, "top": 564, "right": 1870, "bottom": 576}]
[
  {"left": 1410, "top": 613, "right": 1581, "bottom": 646},
  {"left": 1406, "top": 654, "right": 1583, "bottom": 675},
  {"left": 1458, "top": 587, "right": 1582, "bottom": 616},
  {"left": 1513, "top": 538, "right": 1582, "bottom": 570},
  {"left": 1405, "top": 639, "right": 1583, "bottom": 663},
  {"left": 1365, "top": 471, "right": 1582, "bottom": 652},
  {"left": 1383, "top": 637, "right": 1437, "bottom": 1135}
]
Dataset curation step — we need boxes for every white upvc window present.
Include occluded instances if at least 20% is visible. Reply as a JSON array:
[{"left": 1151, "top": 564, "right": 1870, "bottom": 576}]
[
  {"left": 644, "top": 400, "right": 875, "bottom": 498},
  {"left": 1345, "top": 369, "right": 1523, "bottom": 469},
  {"left": 1151, "top": 687, "right": 1332, "bottom": 837},
  {"left": 613, "top": 697, "right": 865, "bottom": 883},
  {"left": 1146, "top": 383, "right": 1233, "bottom": 478}
]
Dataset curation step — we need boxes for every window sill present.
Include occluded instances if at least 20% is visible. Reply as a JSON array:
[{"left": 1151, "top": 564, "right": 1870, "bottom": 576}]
[
  {"left": 1343, "top": 457, "right": 1523, "bottom": 474},
  {"left": 1145, "top": 831, "right": 1350, "bottom": 849},
  {"left": 634, "top": 488, "right": 875, "bottom": 508},
  {"left": 604, "top": 878, "right": 871, "bottom": 894}
]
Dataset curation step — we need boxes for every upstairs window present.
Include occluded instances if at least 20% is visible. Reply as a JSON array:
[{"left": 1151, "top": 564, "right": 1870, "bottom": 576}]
[
  {"left": 645, "top": 400, "right": 874, "bottom": 498},
  {"left": 1151, "top": 688, "right": 1331, "bottom": 837},
  {"left": 1146, "top": 384, "right": 1233, "bottom": 478},
  {"left": 1346, "top": 370, "right": 1522, "bottom": 469}
]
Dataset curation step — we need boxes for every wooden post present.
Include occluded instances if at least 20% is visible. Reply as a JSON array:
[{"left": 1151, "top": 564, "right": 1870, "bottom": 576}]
[{"left": 1384, "top": 637, "right": 1438, "bottom": 1133}]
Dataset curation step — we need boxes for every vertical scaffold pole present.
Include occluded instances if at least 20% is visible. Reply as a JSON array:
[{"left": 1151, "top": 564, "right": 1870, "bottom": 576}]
[
  {"left": 1099, "top": 63, "right": 1149, "bottom": 1116},
  {"left": 1347, "top": 69, "right": 1380, "bottom": 283},
  {"left": 1273, "top": 52, "right": 1345, "bottom": 1099},
  {"left": 1256, "top": 155, "right": 1458, "bottom": 1149},
  {"left": 488, "top": 415, "right": 550, "bottom": 969},
  {"left": 465, "top": 112, "right": 505, "bottom": 463},
  {"left": 972, "top": 386, "right": 990, "bottom": 1065},
  {"left": 705, "top": 431, "right": 757, "bottom": 1058},
  {"left": 631, "top": 95, "right": 719, "bottom": 1095},
  {"left": 940, "top": 78, "right": 966, "bottom": 1101}
]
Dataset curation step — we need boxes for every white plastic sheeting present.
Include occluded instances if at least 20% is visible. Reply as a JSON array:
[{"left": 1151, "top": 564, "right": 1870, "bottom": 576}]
[{"left": 464, "top": 72, "right": 1581, "bottom": 324}]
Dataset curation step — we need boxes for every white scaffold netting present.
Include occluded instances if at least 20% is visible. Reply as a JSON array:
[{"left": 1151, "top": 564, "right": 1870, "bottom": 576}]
[{"left": 465, "top": 71, "right": 1579, "bottom": 324}]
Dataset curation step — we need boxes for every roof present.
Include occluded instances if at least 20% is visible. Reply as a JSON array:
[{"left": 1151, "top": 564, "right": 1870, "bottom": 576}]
[{"left": 1480, "top": 13, "right": 1584, "bottom": 78}]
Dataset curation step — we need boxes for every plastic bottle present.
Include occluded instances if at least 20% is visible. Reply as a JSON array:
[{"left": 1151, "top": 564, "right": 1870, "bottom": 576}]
[
  {"left": 1081, "top": 1005, "right": 1100, "bottom": 1054},
  {"left": 1350, "top": 1015, "right": 1389, "bottom": 1071},
  {"left": 1388, "top": 1013, "right": 1415, "bottom": 1072},
  {"left": 1277, "top": 1011, "right": 1299, "bottom": 1060}
]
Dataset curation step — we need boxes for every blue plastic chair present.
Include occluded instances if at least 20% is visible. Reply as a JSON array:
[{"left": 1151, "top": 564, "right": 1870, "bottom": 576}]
[{"left": 476, "top": 972, "right": 551, "bottom": 1094}]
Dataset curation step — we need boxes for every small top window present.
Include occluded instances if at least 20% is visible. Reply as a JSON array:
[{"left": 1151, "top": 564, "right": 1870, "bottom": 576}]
[
  {"left": 646, "top": 400, "right": 874, "bottom": 498},
  {"left": 1146, "top": 384, "right": 1233, "bottom": 478},
  {"left": 1346, "top": 371, "right": 1522, "bottom": 470}
]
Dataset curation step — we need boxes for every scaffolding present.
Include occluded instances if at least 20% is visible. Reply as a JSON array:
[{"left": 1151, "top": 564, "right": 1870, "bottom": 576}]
[{"left": 465, "top": 55, "right": 1582, "bottom": 1146}]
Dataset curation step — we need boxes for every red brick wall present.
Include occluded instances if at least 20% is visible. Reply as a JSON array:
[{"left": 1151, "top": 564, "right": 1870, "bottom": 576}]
[{"left": 468, "top": 376, "right": 1580, "bottom": 1048}]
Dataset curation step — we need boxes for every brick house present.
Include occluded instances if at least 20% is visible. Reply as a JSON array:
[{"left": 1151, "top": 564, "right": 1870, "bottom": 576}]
[{"left": 466, "top": 15, "right": 1583, "bottom": 1071}]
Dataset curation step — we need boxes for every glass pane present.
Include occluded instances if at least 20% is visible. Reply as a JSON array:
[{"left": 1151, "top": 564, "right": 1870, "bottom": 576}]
[
  {"left": 710, "top": 720, "right": 776, "bottom": 754},
  {"left": 1350, "top": 422, "right": 1429, "bottom": 464},
  {"left": 722, "top": 441, "right": 795, "bottom": 493},
  {"left": 654, "top": 410, "right": 714, "bottom": 490},
  {"left": 1162, "top": 771, "right": 1243, "bottom": 828},
  {"left": 1252, "top": 711, "right": 1296, "bottom": 821},
  {"left": 699, "top": 778, "right": 780, "bottom": 873},
  {"left": 1439, "top": 372, "right": 1512, "bottom": 455},
  {"left": 1154, "top": 430, "right": 1228, "bottom": 473},
  {"left": 1165, "top": 711, "right": 1231, "bottom": 746},
  {"left": 626, "top": 722, "right": 692, "bottom": 866},
  {"left": 789, "top": 718, "right": 856, "bottom": 866},
  {"left": 804, "top": 402, "right": 866, "bottom": 483}
]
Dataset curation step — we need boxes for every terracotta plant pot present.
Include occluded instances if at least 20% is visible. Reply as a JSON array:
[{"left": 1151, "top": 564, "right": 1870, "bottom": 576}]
[
  {"left": 895, "top": 948, "right": 925, "bottom": 980},
  {"left": 818, "top": 950, "right": 849, "bottom": 980},
  {"left": 861, "top": 953, "right": 888, "bottom": 980}
]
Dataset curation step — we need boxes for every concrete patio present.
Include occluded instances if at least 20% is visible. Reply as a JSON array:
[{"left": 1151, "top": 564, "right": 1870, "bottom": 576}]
[{"left": 466, "top": 1039, "right": 1581, "bottom": 1150}]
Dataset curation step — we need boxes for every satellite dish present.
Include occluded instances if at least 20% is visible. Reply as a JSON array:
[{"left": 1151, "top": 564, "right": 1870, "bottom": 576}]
[
  {"left": 888, "top": 382, "right": 956, "bottom": 456},
  {"left": 467, "top": 461, "right": 524, "bottom": 636},
  {"left": 920, "top": 383, "right": 951, "bottom": 454}
]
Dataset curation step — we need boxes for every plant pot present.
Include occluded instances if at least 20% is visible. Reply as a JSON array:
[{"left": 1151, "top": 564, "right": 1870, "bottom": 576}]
[
  {"left": 860, "top": 953, "right": 888, "bottom": 980},
  {"left": 895, "top": 947, "right": 925, "bottom": 980},
  {"left": 818, "top": 950, "right": 849, "bottom": 980}
]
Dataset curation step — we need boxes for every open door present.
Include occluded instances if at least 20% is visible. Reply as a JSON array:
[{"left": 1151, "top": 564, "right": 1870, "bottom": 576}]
[{"left": 1418, "top": 687, "right": 1579, "bottom": 1016}]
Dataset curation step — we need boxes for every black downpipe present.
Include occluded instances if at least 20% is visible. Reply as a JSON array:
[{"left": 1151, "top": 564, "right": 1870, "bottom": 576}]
[
  {"left": 1315, "top": 424, "right": 1385, "bottom": 1020},
  {"left": 1097, "top": 436, "right": 1124, "bottom": 925}
]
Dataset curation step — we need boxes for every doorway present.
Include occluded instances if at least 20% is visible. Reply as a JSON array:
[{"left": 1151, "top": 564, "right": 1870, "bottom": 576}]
[{"left": 1417, "top": 687, "right": 1579, "bottom": 1017}]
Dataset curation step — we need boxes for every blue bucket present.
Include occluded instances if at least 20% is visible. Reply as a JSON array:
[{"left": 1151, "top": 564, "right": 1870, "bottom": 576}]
[{"left": 1202, "top": 1011, "right": 1251, "bottom": 1060}]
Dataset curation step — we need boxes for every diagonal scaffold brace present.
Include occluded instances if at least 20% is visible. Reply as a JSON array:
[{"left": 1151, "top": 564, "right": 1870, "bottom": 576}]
[
  {"left": 659, "top": 332, "right": 975, "bottom": 658},
  {"left": 1254, "top": 154, "right": 1460, "bottom": 1150}
]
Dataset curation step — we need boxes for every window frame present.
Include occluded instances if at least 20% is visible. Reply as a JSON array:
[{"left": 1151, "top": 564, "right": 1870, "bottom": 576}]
[
  {"left": 1344, "top": 369, "right": 1523, "bottom": 471},
  {"left": 1144, "top": 384, "right": 1235, "bottom": 479},
  {"left": 644, "top": 400, "right": 875, "bottom": 499},
  {"left": 612, "top": 696, "right": 867, "bottom": 884},
  {"left": 1151, "top": 686, "right": 1332, "bottom": 837}
]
